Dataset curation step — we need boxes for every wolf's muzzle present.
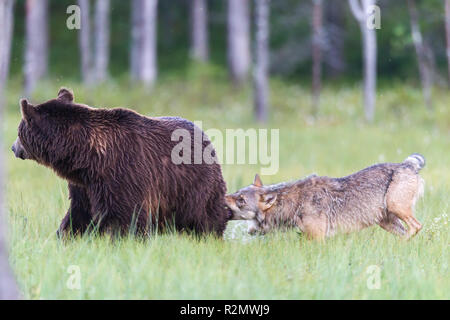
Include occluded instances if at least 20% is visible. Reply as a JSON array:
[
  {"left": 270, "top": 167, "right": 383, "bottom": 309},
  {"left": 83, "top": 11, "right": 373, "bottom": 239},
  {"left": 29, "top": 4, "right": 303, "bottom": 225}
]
[{"left": 224, "top": 205, "right": 234, "bottom": 220}]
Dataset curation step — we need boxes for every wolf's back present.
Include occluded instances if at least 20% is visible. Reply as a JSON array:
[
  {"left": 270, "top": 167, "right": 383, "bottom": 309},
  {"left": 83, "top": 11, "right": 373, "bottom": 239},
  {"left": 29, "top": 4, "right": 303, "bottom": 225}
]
[{"left": 403, "top": 153, "right": 426, "bottom": 171}]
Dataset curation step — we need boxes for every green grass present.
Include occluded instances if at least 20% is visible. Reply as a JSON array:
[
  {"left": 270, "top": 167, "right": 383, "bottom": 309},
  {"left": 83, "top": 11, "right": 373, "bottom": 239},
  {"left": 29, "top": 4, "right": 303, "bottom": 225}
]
[{"left": 3, "top": 71, "right": 449, "bottom": 299}]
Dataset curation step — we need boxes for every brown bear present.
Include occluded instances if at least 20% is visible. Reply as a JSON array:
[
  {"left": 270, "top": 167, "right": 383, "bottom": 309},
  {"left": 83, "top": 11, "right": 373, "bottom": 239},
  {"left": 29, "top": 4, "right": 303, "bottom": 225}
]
[{"left": 11, "top": 88, "right": 230, "bottom": 237}]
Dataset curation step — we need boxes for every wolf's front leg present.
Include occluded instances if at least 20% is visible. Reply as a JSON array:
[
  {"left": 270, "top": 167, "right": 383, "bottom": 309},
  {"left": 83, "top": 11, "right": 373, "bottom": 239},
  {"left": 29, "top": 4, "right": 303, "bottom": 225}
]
[
  {"left": 293, "top": 214, "right": 327, "bottom": 240},
  {"left": 57, "top": 183, "right": 93, "bottom": 238}
]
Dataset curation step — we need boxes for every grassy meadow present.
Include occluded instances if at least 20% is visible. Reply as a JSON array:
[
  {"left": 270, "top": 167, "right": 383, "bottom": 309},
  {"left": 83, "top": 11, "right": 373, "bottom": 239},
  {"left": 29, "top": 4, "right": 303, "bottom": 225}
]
[{"left": 3, "top": 71, "right": 449, "bottom": 299}]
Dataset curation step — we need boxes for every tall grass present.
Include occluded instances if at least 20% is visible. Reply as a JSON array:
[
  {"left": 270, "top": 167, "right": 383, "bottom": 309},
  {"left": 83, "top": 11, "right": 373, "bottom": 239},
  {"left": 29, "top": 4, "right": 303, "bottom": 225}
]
[{"left": 3, "top": 73, "right": 449, "bottom": 299}]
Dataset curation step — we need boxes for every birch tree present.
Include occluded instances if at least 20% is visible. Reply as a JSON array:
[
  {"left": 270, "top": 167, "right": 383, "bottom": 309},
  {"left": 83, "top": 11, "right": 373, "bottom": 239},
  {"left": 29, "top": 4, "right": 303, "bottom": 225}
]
[
  {"left": 253, "top": 0, "right": 270, "bottom": 122},
  {"left": 0, "top": 0, "right": 20, "bottom": 300},
  {"left": 348, "top": 0, "right": 377, "bottom": 122},
  {"left": 78, "top": 0, "right": 110, "bottom": 84},
  {"left": 130, "top": 0, "right": 143, "bottom": 81},
  {"left": 130, "top": 0, "right": 158, "bottom": 87},
  {"left": 445, "top": 0, "right": 450, "bottom": 83},
  {"left": 311, "top": 0, "right": 323, "bottom": 115},
  {"left": 0, "top": 0, "right": 14, "bottom": 88},
  {"left": 190, "top": 0, "right": 208, "bottom": 62},
  {"left": 0, "top": 102, "right": 19, "bottom": 299},
  {"left": 94, "top": 0, "right": 110, "bottom": 82},
  {"left": 78, "top": 0, "right": 92, "bottom": 83},
  {"left": 228, "top": 0, "right": 251, "bottom": 85},
  {"left": 407, "top": 0, "right": 432, "bottom": 110},
  {"left": 24, "top": 0, "right": 48, "bottom": 97}
]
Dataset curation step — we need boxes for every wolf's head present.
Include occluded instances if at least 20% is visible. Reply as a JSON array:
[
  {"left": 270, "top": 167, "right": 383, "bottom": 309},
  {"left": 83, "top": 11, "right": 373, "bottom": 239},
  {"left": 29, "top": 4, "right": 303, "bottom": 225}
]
[{"left": 225, "top": 174, "right": 277, "bottom": 234}]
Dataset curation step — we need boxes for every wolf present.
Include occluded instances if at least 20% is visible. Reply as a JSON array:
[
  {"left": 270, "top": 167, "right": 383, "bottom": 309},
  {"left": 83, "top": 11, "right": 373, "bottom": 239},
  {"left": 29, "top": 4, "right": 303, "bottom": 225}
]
[{"left": 225, "top": 154, "right": 425, "bottom": 240}]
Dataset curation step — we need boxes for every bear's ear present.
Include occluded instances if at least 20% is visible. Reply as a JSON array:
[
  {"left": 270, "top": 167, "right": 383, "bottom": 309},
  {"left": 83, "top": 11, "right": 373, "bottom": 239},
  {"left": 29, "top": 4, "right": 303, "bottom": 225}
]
[
  {"left": 20, "top": 98, "right": 35, "bottom": 122},
  {"left": 57, "top": 88, "right": 74, "bottom": 103}
]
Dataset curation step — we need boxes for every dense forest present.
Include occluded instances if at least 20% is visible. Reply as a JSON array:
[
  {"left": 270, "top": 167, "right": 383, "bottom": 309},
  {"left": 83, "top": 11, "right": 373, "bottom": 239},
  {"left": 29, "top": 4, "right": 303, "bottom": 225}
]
[{"left": 3, "top": 0, "right": 447, "bottom": 81}]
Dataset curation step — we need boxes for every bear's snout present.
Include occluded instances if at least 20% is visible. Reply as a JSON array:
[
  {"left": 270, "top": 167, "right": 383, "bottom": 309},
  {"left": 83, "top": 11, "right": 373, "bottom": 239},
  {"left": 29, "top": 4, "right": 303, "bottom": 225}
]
[{"left": 12, "top": 138, "right": 28, "bottom": 160}]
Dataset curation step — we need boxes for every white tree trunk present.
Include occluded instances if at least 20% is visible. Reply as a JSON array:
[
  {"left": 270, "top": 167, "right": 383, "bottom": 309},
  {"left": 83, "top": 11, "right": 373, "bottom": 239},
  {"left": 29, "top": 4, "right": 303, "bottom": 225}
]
[
  {"left": 312, "top": 0, "right": 323, "bottom": 115},
  {"left": 131, "top": 0, "right": 158, "bottom": 87},
  {"left": 190, "top": 0, "right": 208, "bottom": 62},
  {"left": 94, "top": 0, "right": 110, "bottom": 82},
  {"left": 228, "top": 0, "right": 251, "bottom": 85},
  {"left": 349, "top": 0, "right": 377, "bottom": 122},
  {"left": 140, "top": 0, "right": 158, "bottom": 87},
  {"left": 361, "top": 19, "right": 376, "bottom": 122},
  {"left": 0, "top": 0, "right": 14, "bottom": 87},
  {"left": 407, "top": 0, "right": 432, "bottom": 110},
  {"left": 130, "top": 0, "right": 143, "bottom": 81},
  {"left": 253, "top": 0, "right": 269, "bottom": 123},
  {"left": 445, "top": 0, "right": 450, "bottom": 84},
  {"left": 78, "top": 0, "right": 92, "bottom": 84},
  {"left": 24, "top": 0, "right": 48, "bottom": 97},
  {"left": 0, "top": 0, "right": 20, "bottom": 299},
  {"left": 0, "top": 94, "right": 20, "bottom": 299}
]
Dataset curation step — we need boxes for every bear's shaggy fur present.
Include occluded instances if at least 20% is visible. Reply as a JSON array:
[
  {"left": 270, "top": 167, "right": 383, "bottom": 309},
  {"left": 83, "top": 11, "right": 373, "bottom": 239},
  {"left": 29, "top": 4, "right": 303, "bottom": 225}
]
[{"left": 13, "top": 88, "right": 229, "bottom": 236}]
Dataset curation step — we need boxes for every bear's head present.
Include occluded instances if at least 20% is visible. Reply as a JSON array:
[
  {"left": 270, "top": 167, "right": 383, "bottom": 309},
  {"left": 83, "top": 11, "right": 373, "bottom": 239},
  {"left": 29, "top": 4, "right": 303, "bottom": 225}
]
[{"left": 12, "top": 88, "right": 88, "bottom": 166}]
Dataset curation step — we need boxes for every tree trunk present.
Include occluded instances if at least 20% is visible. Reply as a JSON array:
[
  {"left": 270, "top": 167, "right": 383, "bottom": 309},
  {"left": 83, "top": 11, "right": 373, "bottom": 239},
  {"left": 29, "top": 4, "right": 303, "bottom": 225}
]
[
  {"left": 94, "top": 0, "right": 110, "bottom": 82},
  {"left": 130, "top": 0, "right": 158, "bottom": 87},
  {"left": 24, "top": 0, "right": 48, "bottom": 97},
  {"left": 141, "top": 0, "right": 158, "bottom": 87},
  {"left": 445, "top": 0, "right": 450, "bottom": 84},
  {"left": 190, "top": 0, "right": 208, "bottom": 62},
  {"left": 253, "top": 0, "right": 270, "bottom": 123},
  {"left": 407, "top": 0, "right": 432, "bottom": 110},
  {"left": 0, "top": 0, "right": 14, "bottom": 87},
  {"left": 130, "top": 0, "right": 143, "bottom": 81},
  {"left": 311, "top": 0, "right": 323, "bottom": 115},
  {"left": 0, "top": 0, "right": 20, "bottom": 299},
  {"left": 228, "top": 0, "right": 251, "bottom": 85},
  {"left": 0, "top": 94, "right": 20, "bottom": 300},
  {"left": 361, "top": 19, "right": 376, "bottom": 122},
  {"left": 348, "top": 0, "right": 377, "bottom": 123},
  {"left": 78, "top": 0, "right": 92, "bottom": 84}
]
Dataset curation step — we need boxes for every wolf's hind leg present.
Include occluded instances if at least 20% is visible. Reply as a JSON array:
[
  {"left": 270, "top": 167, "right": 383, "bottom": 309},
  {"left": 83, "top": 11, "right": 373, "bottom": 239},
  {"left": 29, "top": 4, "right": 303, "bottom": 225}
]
[
  {"left": 378, "top": 213, "right": 406, "bottom": 236},
  {"left": 386, "top": 169, "right": 423, "bottom": 239}
]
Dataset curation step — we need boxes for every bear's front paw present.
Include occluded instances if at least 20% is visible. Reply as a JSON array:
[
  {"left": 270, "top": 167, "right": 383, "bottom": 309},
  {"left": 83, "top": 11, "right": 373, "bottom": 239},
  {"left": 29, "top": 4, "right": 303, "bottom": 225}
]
[
  {"left": 56, "top": 225, "right": 69, "bottom": 239},
  {"left": 56, "top": 213, "right": 72, "bottom": 239}
]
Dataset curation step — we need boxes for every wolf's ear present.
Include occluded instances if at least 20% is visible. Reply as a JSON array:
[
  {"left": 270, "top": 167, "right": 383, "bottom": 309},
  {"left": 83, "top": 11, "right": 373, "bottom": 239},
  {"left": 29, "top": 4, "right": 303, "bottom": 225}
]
[
  {"left": 259, "top": 193, "right": 277, "bottom": 211},
  {"left": 57, "top": 87, "right": 74, "bottom": 103},
  {"left": 253, "top": 174, "right": 263, "bottom": 187},
  {"left": 20, "top": 98, "right": 35, "bottom": 121}
]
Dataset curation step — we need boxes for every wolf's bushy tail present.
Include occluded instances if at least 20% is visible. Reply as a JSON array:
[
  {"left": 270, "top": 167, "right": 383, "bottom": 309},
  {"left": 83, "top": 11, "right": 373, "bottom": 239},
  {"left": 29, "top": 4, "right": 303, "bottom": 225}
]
[{"left": 404, "top": 153, "right": 426, "bottom": 171}]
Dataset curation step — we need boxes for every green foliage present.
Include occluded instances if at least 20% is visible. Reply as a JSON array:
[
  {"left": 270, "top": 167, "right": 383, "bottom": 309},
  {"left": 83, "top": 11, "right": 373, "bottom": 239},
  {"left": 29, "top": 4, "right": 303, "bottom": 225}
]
[
  {"left": 7, "top": 0, "right": 450, "bottom": 82},
  {"left": 3, "top": 74, "right": 449, "bottom": 299}
]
